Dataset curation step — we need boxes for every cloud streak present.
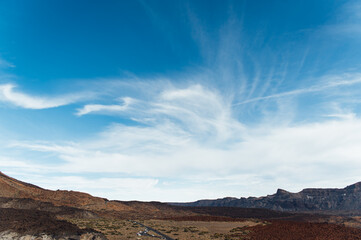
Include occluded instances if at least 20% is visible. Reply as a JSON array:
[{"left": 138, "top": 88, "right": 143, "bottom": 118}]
[
  {"left": 77, "top": 84, "right": 243, "bottom": 143},
  {"left": 76, "top": 97, "right": 133, "bottom": 116},
  {"left": 234, "top": 74, "right": 361, "bottom": 105},
  {"left": 0, "top": 84, "right": 92, "bottom": 109}
]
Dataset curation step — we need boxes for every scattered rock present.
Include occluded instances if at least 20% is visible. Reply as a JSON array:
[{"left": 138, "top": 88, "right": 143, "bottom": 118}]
[
  {"left": 0, "top": 208, "right": 107, "bottom": 240},
  {"left": 0, "top": 231, "right": 106, "bottom": 240}
]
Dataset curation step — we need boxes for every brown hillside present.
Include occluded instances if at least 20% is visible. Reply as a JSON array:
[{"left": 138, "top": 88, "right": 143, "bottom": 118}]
[
  {"left": 0, "top": 171, "right": 131, "bottom": 212},
  {"left": 247, "top": 220, "right": 361, "bottom": 240}
]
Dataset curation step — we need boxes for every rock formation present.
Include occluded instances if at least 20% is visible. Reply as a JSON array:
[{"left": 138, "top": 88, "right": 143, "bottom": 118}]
[
  {"left": 176, "top": 182, "right": 361, "bottom": 211},
  {"left": 0, "top": 208, "right": 106, "bottom": 240}
]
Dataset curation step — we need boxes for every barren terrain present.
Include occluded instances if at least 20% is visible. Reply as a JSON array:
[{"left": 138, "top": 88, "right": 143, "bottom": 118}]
[
  {"left": 1, "top": 171, "right": 361, "bottom": 239},
  {"left": 65, "top": 217, "right": 361, "bottom": 240}
]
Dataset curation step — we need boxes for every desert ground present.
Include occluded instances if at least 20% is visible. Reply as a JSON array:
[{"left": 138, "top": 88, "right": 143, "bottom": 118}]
[
  {"left": 64, "top": 216, "right": 361, "bottom": 240},
  {"left": 2, "top": 172, "right": 361, "bottom": 240}
]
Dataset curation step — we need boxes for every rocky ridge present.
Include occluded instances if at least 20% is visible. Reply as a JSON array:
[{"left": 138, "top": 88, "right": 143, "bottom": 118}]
[{"left": 175, "top": 182, "right": 361, "bottom": 212}]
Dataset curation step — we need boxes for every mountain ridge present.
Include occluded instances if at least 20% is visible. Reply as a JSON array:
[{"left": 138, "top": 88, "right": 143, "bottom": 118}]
[
  {"left": 3, "top": 170, "right": 361, "bottom": 215},
  {"left": 173, "top": 182, "right": 361, "bottom": 212},
  {"left": 0, "top": 171, "right": 153, "bottom": 213},
  {"left": 0, "top": 171, "right": 194, "bottom": 219}
]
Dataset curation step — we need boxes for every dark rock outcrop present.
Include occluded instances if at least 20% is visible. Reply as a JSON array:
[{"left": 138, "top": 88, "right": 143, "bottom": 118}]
[
  {"left": 0, "top": 208, "right": 107, "bottom": 240},
  {"left": 175, "top": 182, "right": 361, "bottom": 212}
]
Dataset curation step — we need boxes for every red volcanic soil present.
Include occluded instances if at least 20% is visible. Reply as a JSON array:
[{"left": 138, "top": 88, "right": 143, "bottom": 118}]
[
  {"left": 247, "top": 221, "right": 361, "bottom": 240},
  {"left": 161, "top": 215, "right": 247, "bottom": 222},
  {"left": 179, "top": 206, "right": 297, "bottom": 219}
]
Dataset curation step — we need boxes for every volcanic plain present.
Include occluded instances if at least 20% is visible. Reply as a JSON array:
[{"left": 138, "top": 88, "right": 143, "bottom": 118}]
[{"left": 1, "top": 171, "right": 361, "bottom": 239}]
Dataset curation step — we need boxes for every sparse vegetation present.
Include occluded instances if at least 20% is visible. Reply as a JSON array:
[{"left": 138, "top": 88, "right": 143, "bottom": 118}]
[{"left": 64, "top": 218, "right": 261, "bottom": 240}]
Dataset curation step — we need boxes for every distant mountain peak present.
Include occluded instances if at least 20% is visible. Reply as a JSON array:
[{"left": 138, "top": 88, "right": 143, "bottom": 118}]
[
  {"left": 276, "top": 189, "right": 290, "bottom": 195},
  {"left": 346, "top": 181, "right": 361, "bottom": 191},
  {"left": 176, "top": 182, "right": 361, "bottom": 212}
]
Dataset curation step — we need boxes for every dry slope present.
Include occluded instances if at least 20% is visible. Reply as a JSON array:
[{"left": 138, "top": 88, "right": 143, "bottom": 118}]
[{"left": 0, "top": 171, "right": 132, "bottom": 212}]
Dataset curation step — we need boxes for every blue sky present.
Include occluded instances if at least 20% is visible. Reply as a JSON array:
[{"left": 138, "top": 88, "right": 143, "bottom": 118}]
[{"left": 1, "top": 0, "right": 361, "bottom": 201}]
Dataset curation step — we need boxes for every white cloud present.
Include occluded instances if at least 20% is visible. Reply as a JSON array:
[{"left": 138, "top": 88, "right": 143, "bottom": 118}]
[
  {"left": 8, "top": 81, "right": 361, "bottom": 201},
  {"left": 78, "top": 84, "right": 244, "bottom": 142},
  {"left": 10, "top": 116, "right": 361, "bottom": 201},
  {"left": 234, "top": 74, "right": 361, "bottom": 105},
  {"left": 0, "top": 155, "right": 53, "bottom": 175},
  {"left": 76, "top": 97, "right": 133, "bottom": 116},
  {"left": 318, "top": 1, "right": 361, "bottom": 37},
  {"left": 32, "top": 175, "right": 160, "bottom": 201},
  {"left": 0, "top": 84, "right": 90, "bottom": 109},
  {"left": 2, "top": 1, "right": 361, "bottom": 203},
  {"left": 15, "top": 173, "right": 235, "bottom": 202}
]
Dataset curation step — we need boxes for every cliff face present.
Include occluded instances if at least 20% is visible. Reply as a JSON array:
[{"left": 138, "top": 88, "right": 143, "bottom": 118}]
[
  {"left": 0, "top": 171, "right": 131, "bottom": 212},
  {"left": 178, "top": 182, "right": 361, "bottom": 211}
]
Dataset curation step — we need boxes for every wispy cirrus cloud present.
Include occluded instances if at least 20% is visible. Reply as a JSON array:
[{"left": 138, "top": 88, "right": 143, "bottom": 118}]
[
  {"left": 234, "top": 74, "right": 361, "bottom": 105},
  {"left": 0, "top": 83, "right": 93, "bottom": 109},
  {"left": 76, "top": 97, "right": 134, "bottom": 116},
  {"left": 9, "top": 106, "right": 361, "bottom": 201},
  {"left": 3, "top": 0, "right": 361, "bottom": 202},
  {"left": 77, "top": 84, "right": 243, "bottom": 142},
  {"left": 317, "top": 1, "right": 361, "bottom": 38},
  {"left": 6, "top": 71, "right": 361, "bottom": 201}
]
